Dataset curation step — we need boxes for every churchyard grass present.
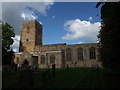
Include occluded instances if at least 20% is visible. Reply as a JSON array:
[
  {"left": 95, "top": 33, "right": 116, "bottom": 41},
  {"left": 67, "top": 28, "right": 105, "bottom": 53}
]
[{"left": 3, "top": 67, "right": 120, "bottom": 88}]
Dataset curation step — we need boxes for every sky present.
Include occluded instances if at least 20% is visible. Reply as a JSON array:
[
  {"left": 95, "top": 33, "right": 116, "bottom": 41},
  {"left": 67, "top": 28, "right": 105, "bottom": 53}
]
[{"left": 2, "top": 2, "right": 102, "bottom": 52}]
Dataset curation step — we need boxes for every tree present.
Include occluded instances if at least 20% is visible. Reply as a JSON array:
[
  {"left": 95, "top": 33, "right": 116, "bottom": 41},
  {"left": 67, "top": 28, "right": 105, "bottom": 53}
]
[
  {"left": 1, "top": 22, "right": 15, "bottom": 65},
  {"left": 97, "top": 2, "right": 120, "bottom": 70}
]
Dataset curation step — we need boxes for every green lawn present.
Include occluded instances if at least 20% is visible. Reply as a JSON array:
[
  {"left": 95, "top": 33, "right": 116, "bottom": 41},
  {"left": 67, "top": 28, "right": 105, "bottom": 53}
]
[{"left": 2, "top": 67, "right": 120, "bottom": 88}]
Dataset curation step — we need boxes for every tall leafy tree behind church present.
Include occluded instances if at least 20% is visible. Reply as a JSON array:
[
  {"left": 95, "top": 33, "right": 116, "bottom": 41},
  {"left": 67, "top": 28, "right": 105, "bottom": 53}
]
[
  {"left": 1, "top": 22, "right": 15, "bottom": 65},
  {"left": 97, "top": 2, "right": 120, "bottom": 70}
]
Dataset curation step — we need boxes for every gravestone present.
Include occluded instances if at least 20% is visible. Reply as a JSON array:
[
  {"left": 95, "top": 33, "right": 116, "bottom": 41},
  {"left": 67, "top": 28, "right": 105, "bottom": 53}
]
[
  {"left": 67, "top": 64, "right": 69, "bottom": 68},
  {"left": 91, "top": 65, "right": 95, "bottom": 71},
  {"left": 13, "top": 64, "right": 17, "bottom": 71},
  {"left": 46, "top": 66, "right": 51, "bottom": 80},
  {"left": 52, "top": 64, "right": 56, "bottom": 78},
  {"left": 96, "top": 64, "right": 100, "bottom": 71}
]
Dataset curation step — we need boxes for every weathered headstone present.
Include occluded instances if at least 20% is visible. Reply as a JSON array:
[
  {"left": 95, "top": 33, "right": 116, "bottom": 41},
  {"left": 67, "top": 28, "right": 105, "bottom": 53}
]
[
  {"left": 46, "top": 66, "right": 51, "bottom": 80},
  {"left": 67, "top": 64, "right": 69, "bottom": 68},
  {"left": 91, "top": 65, "right": 95, "bottom": 72},
  {"left": 96, "top": 64, "right": 100, "bottom": 71},
  {"left": 52, "top": 64, "right": 56, "bottom": 78}
]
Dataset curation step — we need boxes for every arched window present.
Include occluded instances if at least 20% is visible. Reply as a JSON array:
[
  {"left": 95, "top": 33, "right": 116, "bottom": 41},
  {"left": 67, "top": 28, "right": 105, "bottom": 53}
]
[
  {"left": 41, "top": 55, "right": 45, "bottom": 64},
  {"left": 50, "top": 55, "right": 55, "bottom": 64},
  {"left": 89, "top": 47, "right": 96, "bottom": 59},
  {"left": 66, "top": 48, "right": 72, "bottom": 61},
  {"left": 77, "top": 47, "right": 83, "bottom": 60},
  {"left": 32, "top": 56, "right": 38, "bottom": 65},
  {"left": 23, "top": 59, "right": 29, "bottom": 65}
]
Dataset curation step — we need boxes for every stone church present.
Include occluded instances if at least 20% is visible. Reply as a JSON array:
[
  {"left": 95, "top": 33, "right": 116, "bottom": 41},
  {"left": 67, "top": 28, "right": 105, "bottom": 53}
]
[{"left": 13, "top": 20, "right": 101, "bottom": 68}]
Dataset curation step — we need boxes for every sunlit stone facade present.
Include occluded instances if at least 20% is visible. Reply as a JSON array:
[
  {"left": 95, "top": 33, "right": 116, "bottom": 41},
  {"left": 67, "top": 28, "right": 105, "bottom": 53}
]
[{"left": 14, "top": 20, "right": 101, "bottom": 68}]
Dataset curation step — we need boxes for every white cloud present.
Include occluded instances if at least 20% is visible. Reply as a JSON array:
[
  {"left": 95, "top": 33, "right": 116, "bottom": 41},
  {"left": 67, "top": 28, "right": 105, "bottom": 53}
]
[
  {"left": 39, "top": 21, "right": 43, "bottom": 25},
  {"left": 2, "top": 1, "right": 54, "bottom": 52},
  {"left": 2, "top": 2, "right": 54, "bottom": 34},
  {"left": 89, "top": 16, "right": 93, "bottom": 20},
  {"left": 2, "top": 2, "right": 54, "bottom": 33},
  {"left": 52, "top": 16, "right": 55, "bottom": 19},
  {"left": 78, "top": 41, "right": 87, "bottom": 44},
  {"left": 62, "top": 19, "right": 101, "bottom": 42},
  {"left": 11, "top": 35, "right": 20, "bottom": 52},
  {"left": 21, "top": 13, "right": 26, "bottom": 20},
  {"left": 21, "top": 11, "right": 38, "bottom": 21}
]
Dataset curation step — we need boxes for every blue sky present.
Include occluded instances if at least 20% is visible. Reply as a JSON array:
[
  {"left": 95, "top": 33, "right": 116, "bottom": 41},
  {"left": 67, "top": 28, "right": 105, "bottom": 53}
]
[
  {"left": 39, "top": 2, "right": 101, "bottom": 44},
  {"left": 2, "top": 2, "right": 102, "bottom": 52}
]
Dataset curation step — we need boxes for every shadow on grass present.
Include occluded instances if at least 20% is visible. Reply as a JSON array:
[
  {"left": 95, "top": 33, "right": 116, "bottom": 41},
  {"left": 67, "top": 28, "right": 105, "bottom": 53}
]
[{"left": 2, "top": 67, "right": 120, "bottom": 88}]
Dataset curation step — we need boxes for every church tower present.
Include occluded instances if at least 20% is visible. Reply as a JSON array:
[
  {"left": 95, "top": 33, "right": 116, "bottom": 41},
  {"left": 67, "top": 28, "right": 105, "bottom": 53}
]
[{"left": 19, "top": 20, "right": 42, "bottom": 52}]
